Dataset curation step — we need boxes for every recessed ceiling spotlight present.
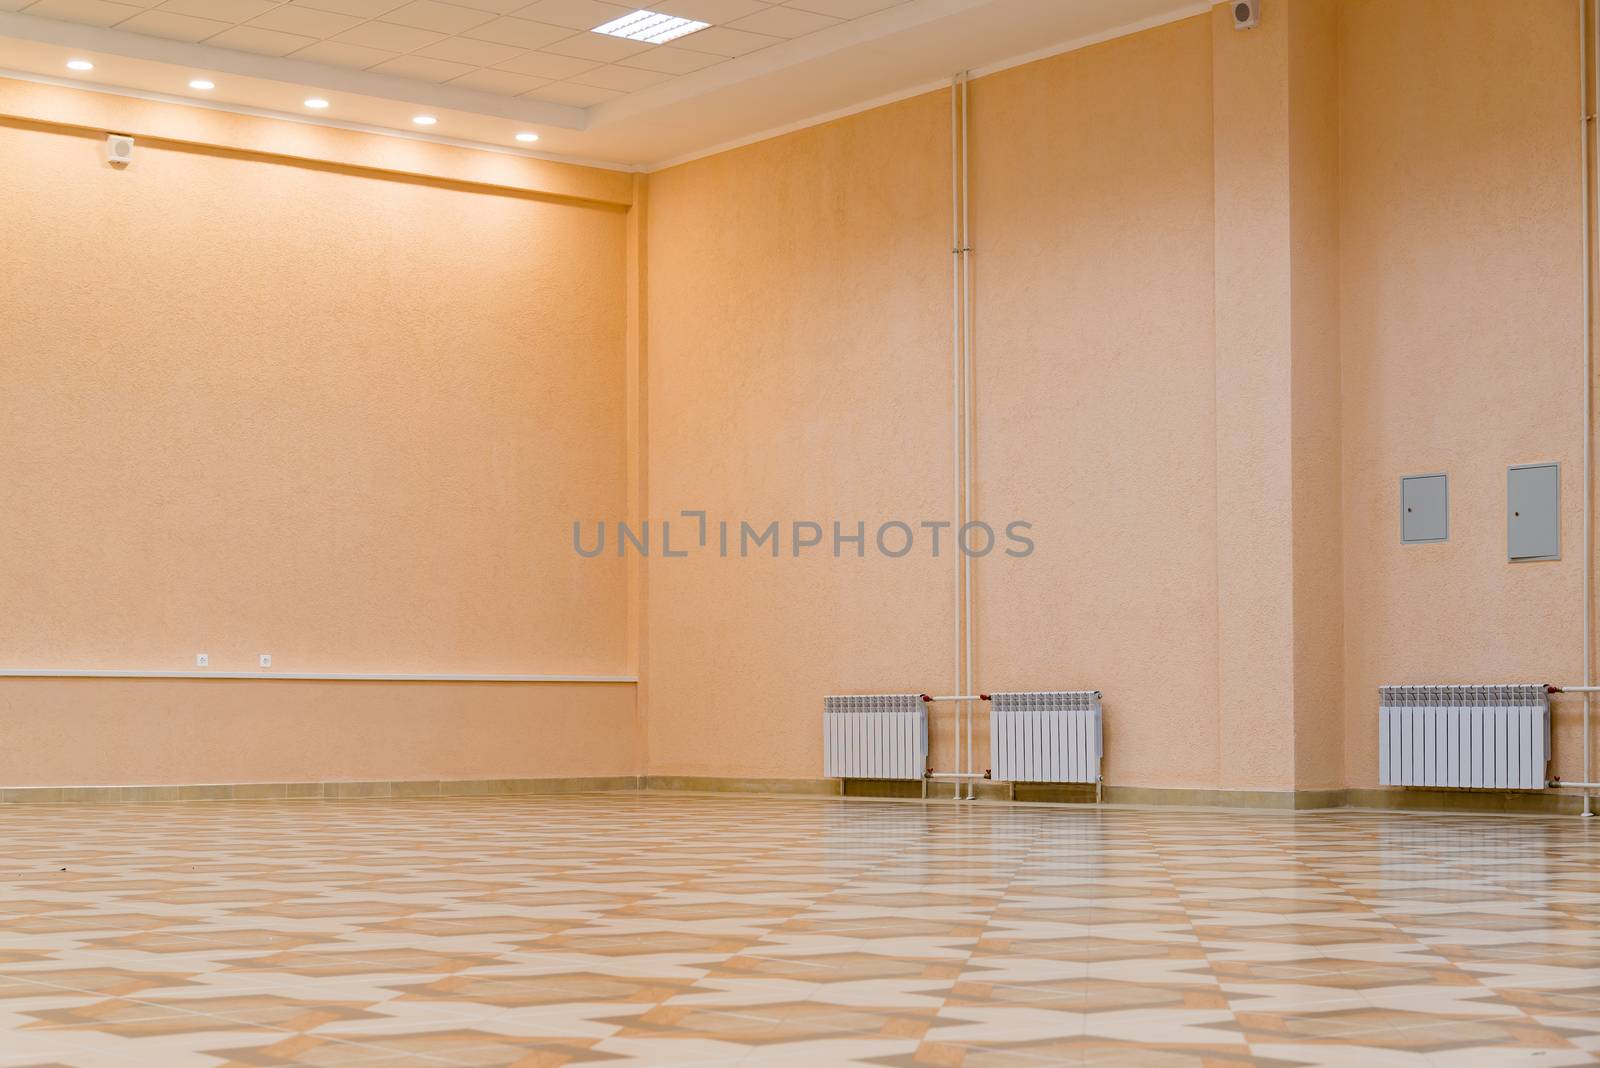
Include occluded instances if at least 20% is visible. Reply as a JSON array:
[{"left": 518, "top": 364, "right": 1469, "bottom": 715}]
[
  {"left": 412, "top": 115, "right": 437, "bottom": 126},
  {"left": 304, "top": 97, "right": 329, "bottom": 109},
  {"left": 592, "top": 9, "right": 709, "bottom": 45},
  {"left": 188, "top": 79, "right": 214, "bottom": 90},
  {"left": 515, "top": 132, "right": 540, "bottom": 143},
  {"left": 66, "top": 59, "right": 94, "bottom": 71}
]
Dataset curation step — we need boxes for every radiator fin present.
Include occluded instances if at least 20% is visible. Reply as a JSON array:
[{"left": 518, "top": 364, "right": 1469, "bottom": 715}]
[
  {"left": 990, "top": 690, "right": 1102, "bottom": 784},
  {"left": 1377, "top": 684, "right": 1551, "bottom": 790},
  {"left": 822, "top": 694, "right": 927, "bottom": 781}
]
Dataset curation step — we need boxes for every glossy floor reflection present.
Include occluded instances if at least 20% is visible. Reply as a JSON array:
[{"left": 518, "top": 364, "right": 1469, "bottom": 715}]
[{"left": 0, "top": 793, "right": 1597, "bottom": 1066}]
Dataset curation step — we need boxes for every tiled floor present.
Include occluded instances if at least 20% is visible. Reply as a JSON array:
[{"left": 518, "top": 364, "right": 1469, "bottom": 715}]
[{"left": 0, "top": 794, "right": 1597, "bottom": 1067}]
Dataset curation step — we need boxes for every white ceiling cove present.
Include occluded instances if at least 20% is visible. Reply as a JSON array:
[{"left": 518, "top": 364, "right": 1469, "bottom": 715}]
[{"left": 0, "top": 0, "right": 1206, "bottom": 167}]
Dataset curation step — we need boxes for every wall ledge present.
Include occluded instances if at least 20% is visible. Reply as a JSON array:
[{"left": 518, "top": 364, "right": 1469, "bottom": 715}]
[
  {"left": 0, "top": 776, "right": 640, "bottom": 804},
  {"left": 0, "top": 670, "right": 637, "bottom": 683}
]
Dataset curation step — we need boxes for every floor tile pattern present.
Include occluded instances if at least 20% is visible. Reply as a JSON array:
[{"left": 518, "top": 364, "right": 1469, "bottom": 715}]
[{"left": 0, "top": 793, "right": 1596, "bottom": 1066}]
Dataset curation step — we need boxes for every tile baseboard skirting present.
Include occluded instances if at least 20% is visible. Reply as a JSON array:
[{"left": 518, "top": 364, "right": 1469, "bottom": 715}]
[
  {"left": 639, "top": 775, "right": 845, "bottom": 796},
  {"left": 0, "top": 776, "right": 1589, "bottom": 814},
  {"left": 654, "top": 779, "right": 1588, "bottom": 814},
  {"left": 1342, "top": 786, "right": 1588, "bottom": 815}
]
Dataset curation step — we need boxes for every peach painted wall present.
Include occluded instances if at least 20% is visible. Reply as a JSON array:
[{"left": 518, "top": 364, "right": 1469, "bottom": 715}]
[
  {"left": 1339, "top": 0, "right": 1588, "bottom": 787},
  {"left": 0, "top": 680, "right": 635, "bottom": 787},
  {"left": 643, "top": 94, "right": 955, "bottom": 780},
  {"left": 5, "top": 0, "right": 1594, "bottom": 797},
  {"left": 1210, "top": 1, "right": 1298, "bottom": 791},
  {"left": 1286, "top": 0, "right": 1345, "bottom": 791},
  {"left": 0, "top": 111, "right": 637, "bottom": 785},
  {"left": 644, "top": 21, "right": 1228, "bottom": 786},
  {"left": 645, "top": 0, "right": 1595, "bottom": 797},
  {"left": 970, "top": 17, "right": 1221, "bottom": 789}
]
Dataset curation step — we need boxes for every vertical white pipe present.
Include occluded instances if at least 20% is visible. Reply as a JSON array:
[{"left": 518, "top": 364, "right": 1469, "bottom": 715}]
[
  {"left": 1582, "top": 0, "right": 1595, "bottom": 816},
  {"left": 950, "top": 75, "right": 965, "bottom": 800},
  {"left": 961, "top": 71, "right": 976, "bottom": 800}
]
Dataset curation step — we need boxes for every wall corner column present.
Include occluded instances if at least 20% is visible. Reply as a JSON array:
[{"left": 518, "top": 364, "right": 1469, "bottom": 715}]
[{"left": 1212, "top": 0, "right": 1343, "bottom": 793}]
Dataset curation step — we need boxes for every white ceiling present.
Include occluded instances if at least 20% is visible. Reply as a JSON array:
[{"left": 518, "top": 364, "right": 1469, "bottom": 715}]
[{"left": 0, "top": 0, "right": 1206, "bottom": 167}]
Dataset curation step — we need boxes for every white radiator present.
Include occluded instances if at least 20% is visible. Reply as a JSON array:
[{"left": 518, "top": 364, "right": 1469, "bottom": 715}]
[
  {"left": 1378, "top": 684, "right": 1551, "bottom": 789},
  {"left": 823, "top": 694, "right": 927, "bottom": 781},
  {"left": 990, "top": 691, "right": 1102, "bottom": 784}
]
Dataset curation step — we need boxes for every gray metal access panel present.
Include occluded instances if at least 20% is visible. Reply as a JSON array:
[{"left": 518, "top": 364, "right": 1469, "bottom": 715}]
[
  {"left": 1400, "top": 474, "right": 1448, "bottom": 544},
  {"left": 1508, "top": 463, "right": 1560, "bottom": 561}
]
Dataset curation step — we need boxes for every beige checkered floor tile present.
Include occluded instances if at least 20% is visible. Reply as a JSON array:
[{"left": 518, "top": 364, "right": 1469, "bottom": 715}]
[{"left": 0, "top": 793, "right": 1597, "bottom": 1066}]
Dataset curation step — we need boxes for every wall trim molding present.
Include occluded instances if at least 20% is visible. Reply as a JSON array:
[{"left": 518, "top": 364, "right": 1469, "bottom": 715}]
[
  {"left": 0, "top": 776, "right": 639, "bottom": 804},
  {"left": 1343, "top": 787, "right": 1588, "bottom": 816},
  {"left": 0, "top": 669, "right": 638, "bottom": 683},
  {"left": 639, "top": 775, "right": 844, "bottom": 796}
]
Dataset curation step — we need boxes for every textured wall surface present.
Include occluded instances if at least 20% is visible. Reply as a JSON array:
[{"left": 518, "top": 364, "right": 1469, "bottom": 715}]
[
  {"left": 3, "top": 0, "right": 1593, "bottom": 797},
  {"left": 1339, "top": 0, "right": 1587, "bottom": 787},
  {"left": 643, "top": 93, "right": 954, "bottom": 780},
  {"left": 0, "top": 116, "right": 635, "bottom": 785},
  {"left": 0, "top": 679, "right": 635, "bottom": 787},
  {"left": 643, "top": 0, "right": 1594, "bottom": 796},
  {"left": 1286, "top": 0, "right": 1346, "bottom": 792},
  {"left": 971, "top": 17, "right": 1220, "bottom": 789},
  {"left": 1212, "top": 1, "right": 1296, "bottom": 790},
  {"left": 644, "top": 22, "right": 1227, "bottom": 786}
]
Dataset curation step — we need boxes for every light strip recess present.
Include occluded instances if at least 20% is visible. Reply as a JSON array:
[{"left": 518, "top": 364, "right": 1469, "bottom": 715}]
[
  {"left": 0, "top": 670, "right": 637, "bottom": 683},
  {"left": 591, "top": 9, "right": 709, "bottom": 44}
]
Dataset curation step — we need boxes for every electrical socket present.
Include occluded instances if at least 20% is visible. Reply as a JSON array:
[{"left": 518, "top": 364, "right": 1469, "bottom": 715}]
[
  {"left": 195, "top": 653, "right": 209, "bottom": 667},
  {"left": 259, "top": 654, "right": 272, "bottom": 668}
]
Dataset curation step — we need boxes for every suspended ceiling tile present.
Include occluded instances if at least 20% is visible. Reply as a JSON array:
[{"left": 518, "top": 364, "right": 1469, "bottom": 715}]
[
  {"left": 567, "top": 62, "right": 668, "bottom": 91},
  {"left": 491, "top": 49, "right": 597, "bottom": 78},
  {"left": 672, "top": 25, "right": 781, "bottom": 56},
  {"left": 514, "top": 0, "right": 637, "bottom": 32},
  {"left": 652, "top": 0, "right": 771, "bottom": 21},
  {"left": 289, "top": 39, "right": 399, "bottom": 68},
  {"left": 413, "top": 34, "right": 523, "bottom": 65},
  {"left": 160, "top": 0, "right": 275, "bottom": 22},
  {"left": 248, "top": 6, "right": 364, "bottom": 37},
  {"left": 116, "top": 10, "right": 229, "bottom": 42},
  {"left": 527, "top": 79, "right": 621, "bottom": 105},
  {"left": 444, "top": 0, "right": 529, "bottom": 10},
  {"left": 540, "top": 31, "right": 648, "bottom": 61},
  {"left": 727, "top": 4, "right": 838, "bottom": 36},
  {"left": 286, "top": 0, "right": 409, "bottom": 17},
  {"left": 22, "top": 0, "right": 144, "bottom": 28},
  {"left": 368, "top": 52, "right": 476, "bottom": 81},
  {"left": 446, "top": 66, "right": 548, "bottom": 93},
  {"left": 784, "top": 0, "right": 904, "bottom": 17},
  {"left": 461, "top": 15, "right": 572, "bottom": 48},
  {"left": 380, "top": 0, "right": 497, "bottom": 34},
  {"left": 332, "top": 19, "right": 447, "bottom": 50},
  {"left": 206, "top": 24, "right": 318, "bottom": 55},
  {"left": 614, "top": 44, "right": 721, "bottom": 74}
]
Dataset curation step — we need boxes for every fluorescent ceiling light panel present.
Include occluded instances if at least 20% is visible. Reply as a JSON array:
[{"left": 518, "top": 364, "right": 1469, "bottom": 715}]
[{"left": 592, "top": 9, "right": 709, "bottom": 45}]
